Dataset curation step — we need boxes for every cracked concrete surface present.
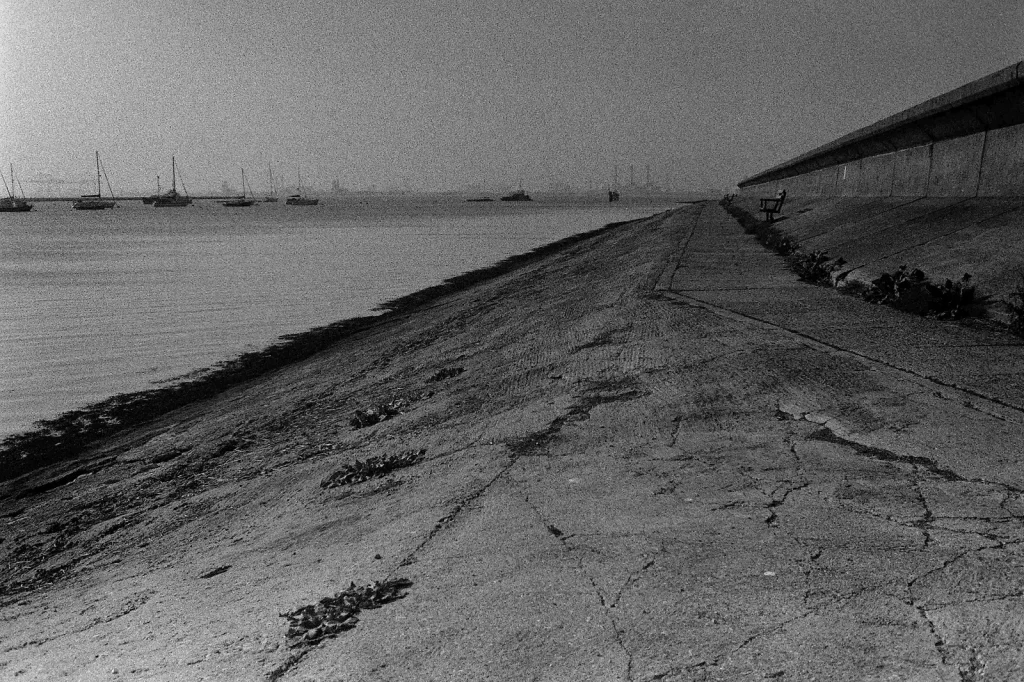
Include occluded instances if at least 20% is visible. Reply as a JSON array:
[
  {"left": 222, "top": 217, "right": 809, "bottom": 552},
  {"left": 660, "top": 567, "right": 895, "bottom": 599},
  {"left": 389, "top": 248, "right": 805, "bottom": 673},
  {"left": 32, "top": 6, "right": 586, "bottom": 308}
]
[{"left": 4, "top": 203, "right": 1024, "bottom": 680}]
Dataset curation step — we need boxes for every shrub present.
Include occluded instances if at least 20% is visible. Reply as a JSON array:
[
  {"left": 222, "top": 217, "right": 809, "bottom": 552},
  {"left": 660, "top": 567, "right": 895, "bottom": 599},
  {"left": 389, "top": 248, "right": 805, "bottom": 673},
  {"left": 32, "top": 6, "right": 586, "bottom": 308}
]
[
  {"left": 861, "top": 266, "right": 980, "bottom": 319},
  {"left": 1005, "top": 273, "right": 1024, "bottom": 335},
  {"left": 791, "top": 250, "right": 846, "bottom": 285}
]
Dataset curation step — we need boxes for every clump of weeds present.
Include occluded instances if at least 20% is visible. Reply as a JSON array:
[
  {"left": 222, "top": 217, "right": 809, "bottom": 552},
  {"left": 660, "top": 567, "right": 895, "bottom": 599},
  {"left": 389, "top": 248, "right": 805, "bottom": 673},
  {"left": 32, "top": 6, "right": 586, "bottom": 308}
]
[
  {"left": 321, "top": 449, "right": 425, "bottom": 489},
  {"left": 1005, "top": 273, "right": 1024, "bottom": 336},
  {"left": 280, "top": 578, "right": 413, "bottom": 649},
  {"left": 349, "top": 398, "right": 410, "bottom": 429},
  {"left": 860, "top": 266, "right": 983, "bottom": 319},
  {"left": 428, "top": 366, "right": 465, "bottom": 382},
  {"left": 790, "top": 250, "right": 846, "bottom": 285}
]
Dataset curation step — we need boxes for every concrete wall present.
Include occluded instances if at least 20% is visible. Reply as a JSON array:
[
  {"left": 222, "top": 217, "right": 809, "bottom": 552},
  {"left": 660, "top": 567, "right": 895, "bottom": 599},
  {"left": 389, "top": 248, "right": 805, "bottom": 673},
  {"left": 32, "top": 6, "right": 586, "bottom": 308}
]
[
  {"left": 891, "top": 145, "right": 931, "bottom": 197},
  {"left": 978, "top": 121, "right": 1024, "bottom": 196},
  {"left": 744, "top": 124, "right": 1024, "bottom": 198},
  {"left": 739, "top": 62, "right": 1024, "bottom": 198}
]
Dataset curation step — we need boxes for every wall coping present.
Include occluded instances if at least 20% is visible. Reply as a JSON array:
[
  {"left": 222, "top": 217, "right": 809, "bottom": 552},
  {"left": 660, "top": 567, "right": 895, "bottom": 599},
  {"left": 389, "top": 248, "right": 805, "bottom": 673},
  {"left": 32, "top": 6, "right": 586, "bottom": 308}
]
[{"left": 739, "top": 61, "right": 1024, "bottom": 188}]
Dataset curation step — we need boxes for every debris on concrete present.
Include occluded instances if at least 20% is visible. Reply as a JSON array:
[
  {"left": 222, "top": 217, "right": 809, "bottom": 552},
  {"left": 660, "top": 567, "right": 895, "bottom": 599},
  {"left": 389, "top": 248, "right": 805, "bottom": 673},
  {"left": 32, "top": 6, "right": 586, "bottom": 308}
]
[
  {"left": 428, "top": 366, "right": 465, "bottom": 382},
  {"left": 280, "top": 578, "right": 413, "bottom": 649},
  {"left": 320, "top": 449, "right": 425, "bottom": 489},
  {"left": 349, "top": 398, "right": 410, "bottom": 429}
]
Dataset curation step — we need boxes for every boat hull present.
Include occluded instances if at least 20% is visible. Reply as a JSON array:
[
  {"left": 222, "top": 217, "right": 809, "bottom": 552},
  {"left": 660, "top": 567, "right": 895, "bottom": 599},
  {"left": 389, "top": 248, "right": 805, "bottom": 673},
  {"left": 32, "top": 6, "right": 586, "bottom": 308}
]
[
  {"left": 153, "top": 193, "right": 192, "bottom": 207},
  {"left": 73, "top": 199, "right": 116, "bottom": 210}
]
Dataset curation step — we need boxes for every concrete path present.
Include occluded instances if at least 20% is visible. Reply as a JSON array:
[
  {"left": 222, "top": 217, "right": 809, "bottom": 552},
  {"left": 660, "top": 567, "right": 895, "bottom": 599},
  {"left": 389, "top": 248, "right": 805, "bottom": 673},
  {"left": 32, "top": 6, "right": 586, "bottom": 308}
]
[{"left": 4, "top": 203, "right": 1024, "bottom": 681}]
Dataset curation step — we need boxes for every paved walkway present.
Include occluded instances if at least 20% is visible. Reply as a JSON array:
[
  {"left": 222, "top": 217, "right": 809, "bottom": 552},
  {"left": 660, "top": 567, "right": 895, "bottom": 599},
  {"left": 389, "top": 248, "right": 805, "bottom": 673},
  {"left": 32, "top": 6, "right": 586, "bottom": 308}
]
[{"left": 666, "top": 202, "right": 1024, "bottom": 414}]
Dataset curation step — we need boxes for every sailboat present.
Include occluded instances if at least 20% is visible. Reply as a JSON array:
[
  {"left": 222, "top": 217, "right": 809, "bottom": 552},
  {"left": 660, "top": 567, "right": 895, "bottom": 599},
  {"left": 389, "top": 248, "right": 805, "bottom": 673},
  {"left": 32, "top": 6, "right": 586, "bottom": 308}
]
[
  {"left": 152, "top": 156, "right": 192, "bottom": 207},
  {"left": 222, "top": 168, "right": 256, "bottom": 207},
  {"left": 142, "top": 176, "right": 160, "bottom": 204},
  {"left": 73, "top": 151, "right": 117, "bottom": 210},
  {"left": 263, "top": 164, "right": 279, "bottom": 202},
  {"left": 0, "top": 164, "right": 33, "bottom": 212},
  {"left": 285, "top": 169, "right": 318, "bottom": 205}
]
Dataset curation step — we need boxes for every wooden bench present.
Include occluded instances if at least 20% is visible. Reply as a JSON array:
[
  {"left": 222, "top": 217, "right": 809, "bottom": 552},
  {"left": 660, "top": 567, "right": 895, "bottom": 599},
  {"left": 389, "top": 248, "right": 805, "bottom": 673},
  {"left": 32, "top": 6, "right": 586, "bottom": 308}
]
[{"left": 759, "top": 190, "right": 786, "bottom": 222}]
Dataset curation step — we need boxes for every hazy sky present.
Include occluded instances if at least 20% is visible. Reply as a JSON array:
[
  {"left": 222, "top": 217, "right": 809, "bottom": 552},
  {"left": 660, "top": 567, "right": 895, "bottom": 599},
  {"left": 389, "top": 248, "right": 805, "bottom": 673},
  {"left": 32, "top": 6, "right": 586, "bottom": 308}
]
[{"left": 1, "top": 0, "right": 1021, "bottom": 194}]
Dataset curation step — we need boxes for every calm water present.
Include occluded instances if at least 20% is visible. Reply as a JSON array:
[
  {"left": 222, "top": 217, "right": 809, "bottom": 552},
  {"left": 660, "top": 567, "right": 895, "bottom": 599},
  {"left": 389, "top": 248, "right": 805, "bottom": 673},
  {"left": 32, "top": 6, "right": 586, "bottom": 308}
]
[{"left": 0, "top": 195, "right": 672, "bottom": 437}]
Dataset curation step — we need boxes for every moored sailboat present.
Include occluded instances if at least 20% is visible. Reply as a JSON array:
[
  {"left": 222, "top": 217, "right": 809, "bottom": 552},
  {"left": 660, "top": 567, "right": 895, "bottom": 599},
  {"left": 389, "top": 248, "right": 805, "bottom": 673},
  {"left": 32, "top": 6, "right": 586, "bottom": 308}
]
[
  {"left": 152, "top": 156, "right": 192, "bottom": 207},
  {"left": 285, "top": 169, "right": 319, "bottom": 206},
  {"left": 73, "top": 151, "right": 117, "bottom": 210},
  {"left": 0, "top": 164, "right": 33, "bottom": 212},
  {"left": 222, "top": 168, "right": 256, "bottom": 207},
  {"left": 264, "top": 164, "right": 279, "bottom": 202},
  {"left": 142, "top": 176, "right": 160, "bottom": 204}
]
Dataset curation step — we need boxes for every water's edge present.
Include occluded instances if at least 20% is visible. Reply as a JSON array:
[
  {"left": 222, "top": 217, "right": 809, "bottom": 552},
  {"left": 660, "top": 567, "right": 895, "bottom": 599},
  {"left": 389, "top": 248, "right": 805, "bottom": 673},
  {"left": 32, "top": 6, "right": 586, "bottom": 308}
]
[{"left": 0, "top": 211, "right": 670, "bottom": 481}]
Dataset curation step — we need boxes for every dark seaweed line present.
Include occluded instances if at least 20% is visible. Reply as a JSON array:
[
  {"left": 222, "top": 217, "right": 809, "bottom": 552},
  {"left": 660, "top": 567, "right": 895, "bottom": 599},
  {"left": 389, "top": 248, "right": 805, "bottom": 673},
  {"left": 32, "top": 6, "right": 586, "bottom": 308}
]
[{"left": 0, "top": 215, "right": 654, "bottom": 483}]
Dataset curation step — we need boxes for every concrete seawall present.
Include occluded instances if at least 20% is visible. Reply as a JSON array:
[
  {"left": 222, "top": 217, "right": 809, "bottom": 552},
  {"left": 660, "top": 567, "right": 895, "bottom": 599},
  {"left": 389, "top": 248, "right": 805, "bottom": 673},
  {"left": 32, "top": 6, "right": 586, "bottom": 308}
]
[{"left": 740, "top": 61, "right": 1024, "bottom": 198}]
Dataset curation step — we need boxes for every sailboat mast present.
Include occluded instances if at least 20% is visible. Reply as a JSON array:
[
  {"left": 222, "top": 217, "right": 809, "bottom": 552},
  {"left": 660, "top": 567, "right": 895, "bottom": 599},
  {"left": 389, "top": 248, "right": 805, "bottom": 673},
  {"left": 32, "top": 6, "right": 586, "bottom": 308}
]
[
  {"left": 95, "top": 151, "right": 102, "bottom": 196},
  {"left": 171, "top": 156, "right": 177, "bottom": 193}
]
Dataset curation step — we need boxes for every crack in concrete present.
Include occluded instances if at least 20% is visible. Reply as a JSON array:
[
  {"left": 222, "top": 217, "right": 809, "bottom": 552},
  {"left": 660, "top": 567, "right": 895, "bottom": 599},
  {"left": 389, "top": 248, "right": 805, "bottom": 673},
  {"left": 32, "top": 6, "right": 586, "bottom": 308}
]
[
  {"left": 395, "top": 452, "right": 519, "bottom": 571},
  {"left": 520, "top": 493, "right": 638, "bottom": 681},
  {"left": 654, "top": 203, "right": 705, "bottom": 294},
  {"left": 912, "top": 465, "right": 934, "bottom": 549},
  {"left": 661, "top": 289, "right": 1024, "bottom": 424},
  {"left": 0, "top": 591, "right": 151, "bottom": 655}
]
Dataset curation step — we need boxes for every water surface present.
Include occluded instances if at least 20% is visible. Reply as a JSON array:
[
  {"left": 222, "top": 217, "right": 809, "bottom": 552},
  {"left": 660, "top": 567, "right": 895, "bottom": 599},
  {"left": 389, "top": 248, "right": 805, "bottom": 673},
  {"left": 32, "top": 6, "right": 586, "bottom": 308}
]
[{"left": 0, "top": 195, "right": 673, "bottom": 436}]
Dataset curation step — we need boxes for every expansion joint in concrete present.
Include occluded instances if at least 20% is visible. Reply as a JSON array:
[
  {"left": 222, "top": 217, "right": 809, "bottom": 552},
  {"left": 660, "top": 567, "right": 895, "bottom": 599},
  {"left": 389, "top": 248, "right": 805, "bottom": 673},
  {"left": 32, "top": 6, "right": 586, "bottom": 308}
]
[
  {"left": 392, "top": 451, "right": 520, "bottom": 575},
  {"left": 661, "top": 289, "right": 1024, "bottom": 426}
]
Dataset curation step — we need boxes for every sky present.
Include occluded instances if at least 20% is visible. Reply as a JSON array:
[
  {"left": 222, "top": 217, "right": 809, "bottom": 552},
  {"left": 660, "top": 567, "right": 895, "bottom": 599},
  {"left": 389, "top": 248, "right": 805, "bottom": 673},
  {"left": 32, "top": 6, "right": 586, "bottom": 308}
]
[{"left": 1, "top": 0, "right": 1021, "bottom": 195}]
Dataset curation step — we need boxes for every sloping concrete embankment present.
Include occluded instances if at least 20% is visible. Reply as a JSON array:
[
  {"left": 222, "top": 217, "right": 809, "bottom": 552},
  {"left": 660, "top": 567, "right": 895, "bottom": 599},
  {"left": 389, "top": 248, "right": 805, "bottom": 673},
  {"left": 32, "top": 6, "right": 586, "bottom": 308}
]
[
  {"left": 4, "top": 204, "right": 1024, "bottom": 681},
  {"left": 729, "top": 194, "right": 1024, "bottom": 317}
]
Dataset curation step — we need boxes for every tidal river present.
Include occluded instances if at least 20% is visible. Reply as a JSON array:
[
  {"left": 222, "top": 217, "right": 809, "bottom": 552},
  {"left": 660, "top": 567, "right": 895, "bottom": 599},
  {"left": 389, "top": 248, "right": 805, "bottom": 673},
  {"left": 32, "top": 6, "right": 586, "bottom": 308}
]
[{"left": 0, "top": 195, "right": 673, "bottom": 437}]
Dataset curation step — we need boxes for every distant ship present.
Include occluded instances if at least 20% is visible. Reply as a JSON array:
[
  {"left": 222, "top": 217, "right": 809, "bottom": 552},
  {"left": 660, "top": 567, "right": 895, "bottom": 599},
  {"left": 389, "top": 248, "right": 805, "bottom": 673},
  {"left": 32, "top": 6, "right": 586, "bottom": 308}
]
[
  {"left": 0, "top": 164, "right": 33, "bottom": 212},
  {"left": 499, "top": 179, "right": 532, "bottom": 200},
  {"left": 152, "top": 156, "right": 192, "bottom": 207},
  {"left": 222, "top": 168, "right": 256, "bottom": 207},
  {"left": 286, "top": 169, "right": 319, "bottom": 206},
  {"left": 499, "top": 187, "right": 532, "bottom": 200},
  {"left": 73, "top": 151, "right": 116, "bottom": 210}
]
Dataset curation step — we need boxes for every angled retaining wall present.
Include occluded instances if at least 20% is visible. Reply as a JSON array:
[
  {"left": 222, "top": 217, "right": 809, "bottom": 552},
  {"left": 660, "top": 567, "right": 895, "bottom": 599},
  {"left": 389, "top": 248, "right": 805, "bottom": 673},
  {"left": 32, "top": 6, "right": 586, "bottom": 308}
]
[{"left": 740, "top": 62, "right": 1024, "bottom": 198}]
